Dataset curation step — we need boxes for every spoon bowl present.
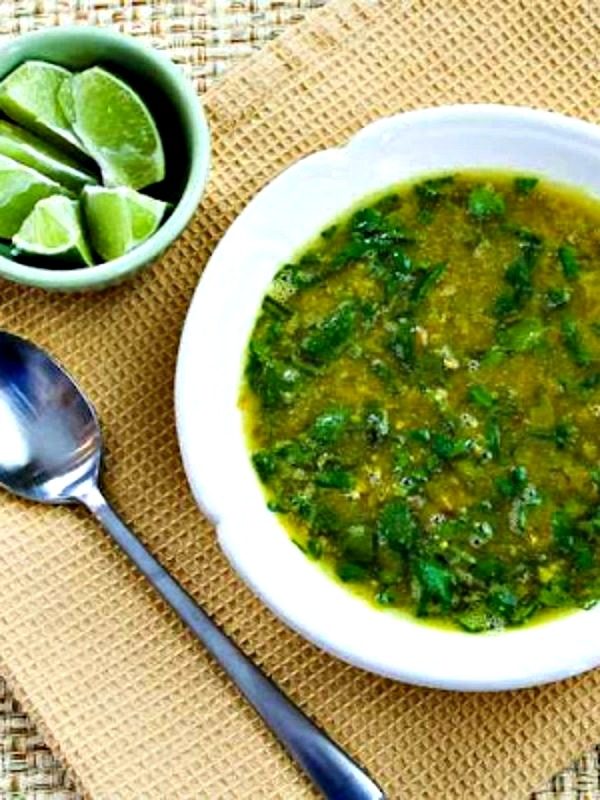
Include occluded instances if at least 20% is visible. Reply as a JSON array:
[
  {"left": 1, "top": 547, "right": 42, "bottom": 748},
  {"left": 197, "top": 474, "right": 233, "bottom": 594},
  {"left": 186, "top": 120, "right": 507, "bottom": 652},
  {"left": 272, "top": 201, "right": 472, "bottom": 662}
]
[{"left": 0, "top": 332, "right": 100, "bottom": 503}]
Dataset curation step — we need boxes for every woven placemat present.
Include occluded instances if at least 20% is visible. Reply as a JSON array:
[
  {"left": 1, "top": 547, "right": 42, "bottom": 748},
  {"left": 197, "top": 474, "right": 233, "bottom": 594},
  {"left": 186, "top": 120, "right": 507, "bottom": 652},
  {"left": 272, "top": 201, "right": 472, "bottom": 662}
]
[
  {"left": 0, "top": 1, "right": 599, "bottom": 799},
  {"left": 0, "top": 0, "right": 326, "bottom": 93}
]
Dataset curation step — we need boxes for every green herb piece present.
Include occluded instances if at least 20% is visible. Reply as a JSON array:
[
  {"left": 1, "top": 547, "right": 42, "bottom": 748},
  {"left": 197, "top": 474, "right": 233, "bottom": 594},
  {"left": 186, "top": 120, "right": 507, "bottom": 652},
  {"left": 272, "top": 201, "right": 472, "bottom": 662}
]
[
  {"left": 456, "top": 607, "right": 492, "bottom": 632},
  {"left": 342, "top": 525, "right": 374, "bottom": 564},
  {"left": 580, "top": 373, "right": 600, "bottom": 391},
  {"left": 561, "top": 318, "right": 591, "bottom": 367},
  {"left": 496, "top": 465, "right": 528, "bottom": 498},
  {"left": 551, "top": 509, "right": 576, "bottom": 553},
  {"left": 252, "top": 450, "right": 277, "bottom": 482},
  {"left": 363, "top": 404, "right": 390, "bottom": 445},
  {"left": 306, "top": 538, "right": 323, "bottom": 559},
  {"left": 497, "top": 318, "right": 545, "bottom": 353},
  {"left": 320, "top": 224, "right": 337, "bottom": 240},
  {"left": 309, "top": 408, "right": 350, "bottom": 445},
  {"left": 431, "top": 433, "right": 472, "bottom": 460},
  {"left": 410, "top": 262, "right": 446, "bottom": 303},
  {"left": 374, "top": 193, "right": 400, "bottom": 215},
  {"left": 468, "top": 185, "right": 506, "bottom": 219},
  {"left": 472, "top": 556, "right": 506, "bottom": 582},
  {"left": 263, "top": 294, "right": 292, "bottom": 319},
  {"left": 487, "top": 585, "right": 518, "bottom": 617},
  {"left": 310, "top": 503, "right": 343, "bottom": 537},
  {"left": 267, "top": 498, "right": 288, "bottom": 513},
  {"left": 546, "top": 287, "right": 571, "bottom": 309},
  {"left": 558, "top": 244, "right": 581, "bottom": 280},
  {"left": 343, "top": 207, "right": 415, "bottom": 265},
  {"left": 493, "top": 228, "right": 543, "bottom": 316},
  {"left": 539, "top": 579, "right": 573, "bottom": 608},
  {"left": 415, "top": 559, "right": 454, "bottom": 614},
  {"left": 337, "top": 562, "right": 368, "bottom": 582},
  {"left": 417, "top": 207, "right": 434, "bottom": 225},
  {"left": 531, "top": 421, "right": 577, "bottom": 450},
  {"left": 514, "top": 176, "right": 539, "bottom": 195},
  {"left": 511, "top": 225, "right": 544, "bottom": 256},
  {"left": 479, "top": 346, "right": 505, "bottom": 367},
  {"left": 375, "top": 589, "right": 396, "bottom": 605},
  {"left": 315, "top": 468, "right": 355, "bottom": 491},
  {"left": 369, "top": 358, "right": 397, "bottom": 390},
  {"left": 246, "top": 344, "right": 302, "bottom": 408},
  {"left": 468, "top": 384, "right": 496, "bottom": 409},
  {"left": 414, "top": 175, "right": 454, "bottom": 203},
  {"left": 301, "top": 302, "right": 356, "bottom": 363},
  {"left": 274, "top": 440, "right": 315, "bottom": 468},
  {"left": 409, "top": 428, "right": 431, "bottom": 444},
  {"left": 275, "top": 262, "right": 320, "bottom": 293},
  {"left": 485, "top": 419, "right": 501, "bottom": 458},
  {"left": 389, "top": 317, "right": 415, "bottom": 370},
  {"left": 392, "top": 444, "right": 411, "bottom": 473},
  {"left": 377, "top": 500, "right": 418, "bottom": 552}
]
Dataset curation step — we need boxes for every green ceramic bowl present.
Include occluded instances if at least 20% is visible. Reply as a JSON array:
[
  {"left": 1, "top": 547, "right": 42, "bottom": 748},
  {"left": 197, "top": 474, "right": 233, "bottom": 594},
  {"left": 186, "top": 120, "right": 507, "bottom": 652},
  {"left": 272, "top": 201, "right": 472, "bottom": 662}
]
[{"left": 0, "top": 27, "right": 210, "bottom": 291}]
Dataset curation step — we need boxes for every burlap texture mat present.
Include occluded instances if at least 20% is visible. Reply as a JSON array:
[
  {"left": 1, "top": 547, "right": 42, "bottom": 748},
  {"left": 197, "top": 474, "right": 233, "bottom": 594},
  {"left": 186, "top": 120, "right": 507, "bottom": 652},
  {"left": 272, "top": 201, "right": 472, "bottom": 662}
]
[{"left": 0, "top": 1, "right": 599, "bottom": 798}]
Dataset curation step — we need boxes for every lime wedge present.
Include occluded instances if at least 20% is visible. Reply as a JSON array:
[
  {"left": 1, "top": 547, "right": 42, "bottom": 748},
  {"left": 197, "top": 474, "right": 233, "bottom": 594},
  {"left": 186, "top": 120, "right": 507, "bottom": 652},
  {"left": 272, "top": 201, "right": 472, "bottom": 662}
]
[
  {"left": 83, "top": 185, "right": 167, "bottom": 261},
  {"left": 0, "top": 153, "right": 69, "bottom": 238},
  {"left": 0, "top": 61, "right": 85, "bottom": 156},
  {"left": 13, "top": 195, "right": 93, "bottom": 266},
  {"left": 62, "top": 67, "right": 165, "bottom": 190},
  {"left": 0, "top": 119, "right": 97, "bottom": 193}
]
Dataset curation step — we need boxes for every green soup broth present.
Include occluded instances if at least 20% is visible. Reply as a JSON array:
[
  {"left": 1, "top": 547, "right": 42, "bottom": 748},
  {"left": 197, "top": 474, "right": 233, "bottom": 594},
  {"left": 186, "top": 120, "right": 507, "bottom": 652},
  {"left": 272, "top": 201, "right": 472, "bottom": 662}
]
[{"left": 240, "top": 170, "right": 600, "bottom": 633}]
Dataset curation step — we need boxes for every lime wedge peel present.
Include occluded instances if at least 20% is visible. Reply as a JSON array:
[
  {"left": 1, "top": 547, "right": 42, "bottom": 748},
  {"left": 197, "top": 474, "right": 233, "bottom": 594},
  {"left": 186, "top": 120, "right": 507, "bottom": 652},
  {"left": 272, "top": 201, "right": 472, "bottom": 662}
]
[
  {"left": 0, "top": 119, "right": 97, "bottom": 193},
  {"left": 0, "top": 61, "right": 86, "bottom": 156},
  {"left": 0, "top": 153, "right": 69, "bottom": 239},
  {"left": 62, "top": 67, "right": 165, "bottom": 190},
  {"left": 13, "top": 194, "right": 93, "bottom": 266},
  {"left": 83, "top": 185, "right": 168, "bottom": 261}
]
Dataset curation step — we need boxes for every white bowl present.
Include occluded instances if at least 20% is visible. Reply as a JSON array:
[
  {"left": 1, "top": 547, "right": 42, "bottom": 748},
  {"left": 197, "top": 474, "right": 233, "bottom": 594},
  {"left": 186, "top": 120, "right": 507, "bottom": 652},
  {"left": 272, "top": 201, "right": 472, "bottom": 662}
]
[{"left": 176, "top": 105, "right": 600, "bottom": 691}]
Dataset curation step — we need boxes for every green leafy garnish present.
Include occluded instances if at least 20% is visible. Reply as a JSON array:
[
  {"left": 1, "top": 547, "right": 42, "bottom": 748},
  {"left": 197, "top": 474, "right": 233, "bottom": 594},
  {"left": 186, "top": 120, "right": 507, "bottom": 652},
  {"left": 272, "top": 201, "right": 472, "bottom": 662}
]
[
  {"left": 546, "top": 287, "right": 571, "bottom": 309},
  {"left": 561, "top": 318, "right": 591, "bottom": 367},
  {"left": 315, "top": 468, "right": 355, "bottom": 490},
  {"left": 410, "top": 263, "right": 446, "bottom": 303},
  {"left": 468, "top": 384, "right": 496, "bottom": 408},
  {"left": 309, "top": 408, "right": 350, "bottom": 445},
  {"left": 558, "top": 244, "right": 581, "bottom": 280},
  {"left": 514, "top": 176, "right": 539, "bottom": 195},
  {"left": 497, "top": 318, "right": 545, "bottom": 353},
  {"left": 301, "top": 302, "right": 356, "bottom": 363},
  {"left": 468, "top": 185, "right": 506, "bottom": 219}
]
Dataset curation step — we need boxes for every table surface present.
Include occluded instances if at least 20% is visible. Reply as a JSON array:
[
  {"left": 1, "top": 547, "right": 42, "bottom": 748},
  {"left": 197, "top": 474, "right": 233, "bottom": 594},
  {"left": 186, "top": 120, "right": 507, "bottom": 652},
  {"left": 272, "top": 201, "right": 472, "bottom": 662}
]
[{"left": 0, "top": 2, "right": 598, "bottom": 798}]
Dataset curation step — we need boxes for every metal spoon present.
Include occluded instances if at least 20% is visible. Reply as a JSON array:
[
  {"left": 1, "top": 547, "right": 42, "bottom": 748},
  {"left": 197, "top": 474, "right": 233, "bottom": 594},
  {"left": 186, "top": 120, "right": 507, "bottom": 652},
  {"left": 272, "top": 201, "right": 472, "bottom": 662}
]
[{"left": 0, "top": 330, "right": 385, "bottom": 800}]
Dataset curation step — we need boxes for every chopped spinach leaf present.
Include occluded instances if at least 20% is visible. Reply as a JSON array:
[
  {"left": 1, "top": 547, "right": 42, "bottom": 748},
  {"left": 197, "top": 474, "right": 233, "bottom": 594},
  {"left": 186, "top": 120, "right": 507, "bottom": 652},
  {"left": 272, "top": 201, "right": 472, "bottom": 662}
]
[
  {"left": 468, "top": 384, "right": 496, "bottom": 408},
  {"left": 468, "top": 185, "right": 506, "bottom": 219},
  {"left": 558, "top": 244, "right": 581, "bottom": 280},
  {"left": 561, "top": 318, "right": 591, "bottom": 367},
  {"left": 301, "top": 302, "right": 356, "bottom": 363},
  {"left": 546, "top": 287, "right": 571, "bottom": 309},
  {"left": 514, "top": 176, "right": 539, "bottom": 195},
  {"left": 497, "top": 318, "right": 545, "bottom": 353},
  {"left": 410, "top": 262, "right": 446, "bottom": 303},
  {"left": 309, "top": 408, "right": 350, "bottom": 445},
  {"left": 315, "top": 468, "right": 355, "bottom": 491}
]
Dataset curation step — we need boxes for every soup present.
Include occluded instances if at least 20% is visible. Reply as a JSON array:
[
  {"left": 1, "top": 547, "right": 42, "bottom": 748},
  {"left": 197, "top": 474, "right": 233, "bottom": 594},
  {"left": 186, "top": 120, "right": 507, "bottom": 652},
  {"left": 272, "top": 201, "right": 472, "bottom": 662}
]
[{"left": 240, "top": 171, "right": 600, "bottom": 632}]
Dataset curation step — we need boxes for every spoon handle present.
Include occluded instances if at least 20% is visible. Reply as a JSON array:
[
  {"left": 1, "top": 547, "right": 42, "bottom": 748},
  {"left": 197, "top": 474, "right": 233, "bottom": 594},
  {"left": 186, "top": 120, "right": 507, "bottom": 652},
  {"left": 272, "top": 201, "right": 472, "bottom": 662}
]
[{"left": 78, "top": 483, "right": 385, "bottom": 800}]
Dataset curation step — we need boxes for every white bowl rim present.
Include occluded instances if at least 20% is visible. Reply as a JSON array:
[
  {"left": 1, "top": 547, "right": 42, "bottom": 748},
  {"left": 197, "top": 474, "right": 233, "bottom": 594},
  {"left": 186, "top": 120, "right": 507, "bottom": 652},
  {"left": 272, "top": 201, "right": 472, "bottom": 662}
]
[{"left": 175, "top": 104, "right": 600, "bottom": 691}]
